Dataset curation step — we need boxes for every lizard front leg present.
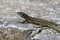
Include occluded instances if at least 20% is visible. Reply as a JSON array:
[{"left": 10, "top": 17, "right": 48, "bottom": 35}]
[
  {"left": 17, "top": 19, "right": 31, "bottom": 24},
  {"left": 20, "top": 20, "right": 28, "bottom": 23}
]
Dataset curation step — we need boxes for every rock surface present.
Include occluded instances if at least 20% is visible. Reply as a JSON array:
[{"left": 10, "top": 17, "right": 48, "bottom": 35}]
[
  {"left": 0, "top": 0, "right": 60, "bottom": 40},
  {"left": 0, "top": 27, "right": 26, "bottom": 40}
]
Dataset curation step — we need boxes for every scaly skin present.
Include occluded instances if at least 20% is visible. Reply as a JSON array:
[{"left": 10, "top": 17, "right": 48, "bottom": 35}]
[{"left": 17, "top": 12, "right": 60, "bottom": 33}]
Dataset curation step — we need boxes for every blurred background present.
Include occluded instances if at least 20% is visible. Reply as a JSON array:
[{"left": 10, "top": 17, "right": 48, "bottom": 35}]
[{"left": 0, "top": 0, "right": 60, "bottom": 40}]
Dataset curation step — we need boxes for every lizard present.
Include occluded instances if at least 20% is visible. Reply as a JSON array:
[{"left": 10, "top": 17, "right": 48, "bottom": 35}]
[{"left": 17, "top": 12, "right": 60, "bottom": 33}]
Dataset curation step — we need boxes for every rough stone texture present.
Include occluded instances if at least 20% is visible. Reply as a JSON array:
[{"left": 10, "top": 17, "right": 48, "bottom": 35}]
[
  {"left": 0, "top": 27, "right": 26, "bottom": 40},
  {"left": 0, "top": 0, "right": 60, "bottom": 40}
]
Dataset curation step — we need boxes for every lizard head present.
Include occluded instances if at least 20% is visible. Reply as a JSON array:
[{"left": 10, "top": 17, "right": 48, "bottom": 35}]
[
  {"left": 17, "top": 12, "right": 30, "bottom": 19},
  {"left": 17, "top": 12, "right": 25, "bottom": 17}
]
